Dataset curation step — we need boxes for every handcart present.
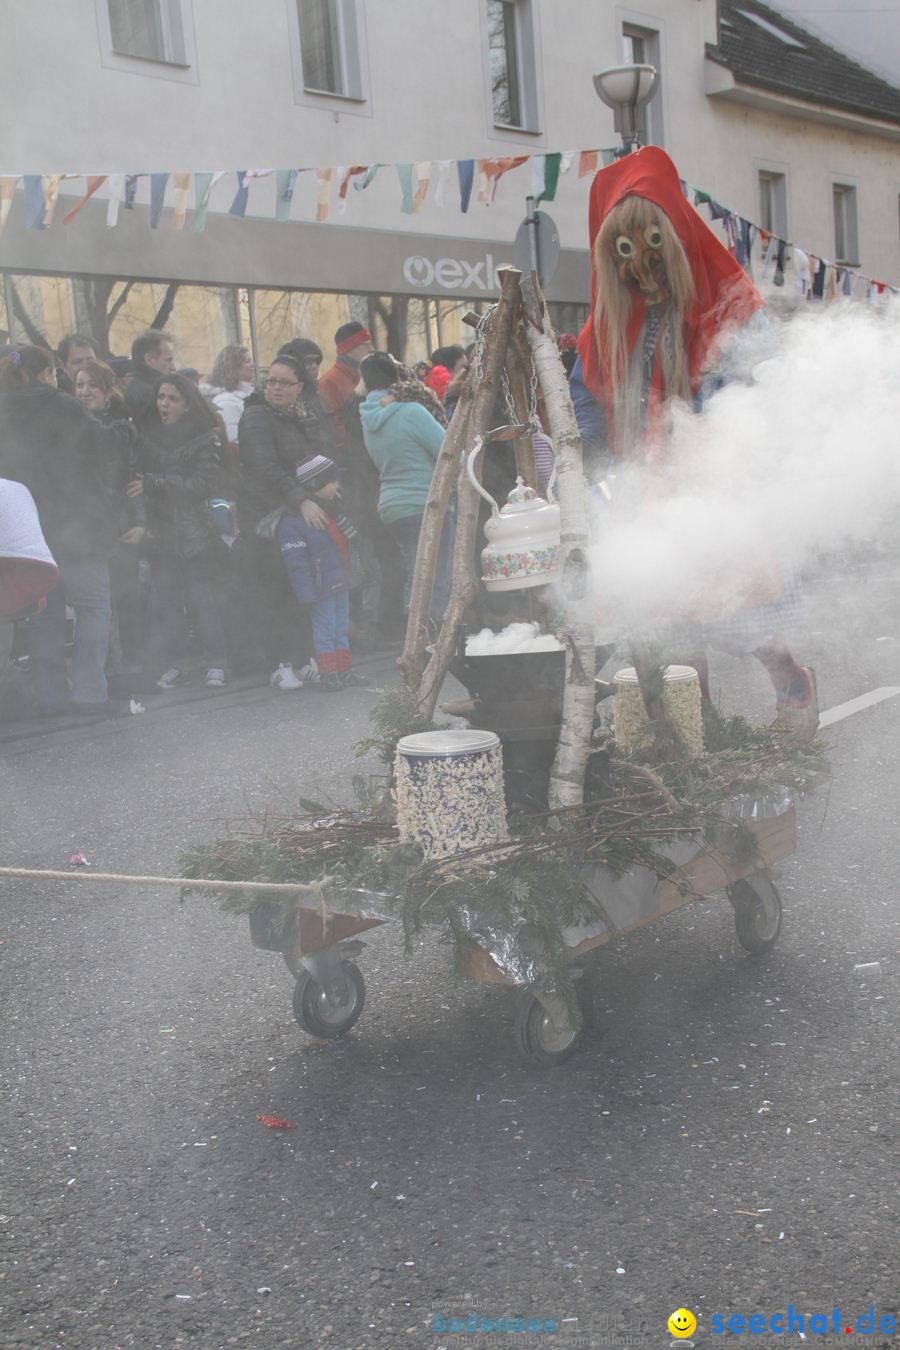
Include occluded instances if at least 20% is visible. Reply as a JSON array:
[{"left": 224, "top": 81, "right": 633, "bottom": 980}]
[{"left": 248, "top": 798, "right": 795, "bottom": 1068}]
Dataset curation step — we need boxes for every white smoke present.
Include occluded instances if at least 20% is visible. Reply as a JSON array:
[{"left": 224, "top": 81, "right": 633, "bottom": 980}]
[{"left": 588, "top": 300, "right": 900, "bottom": 629}]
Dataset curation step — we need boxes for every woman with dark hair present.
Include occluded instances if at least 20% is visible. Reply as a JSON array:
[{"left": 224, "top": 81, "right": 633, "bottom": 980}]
[
  {"left": 75, "top": 358, "right": 146, "bottom": 676},
  {"left": 209, "top": 344, "right": 255, "bottom": 443},
  {"left": 0, "top": 346, "right": 135, "bottom": 715},
  {"left": 237, "top": 353, "right": 324, "bottom": 689},
  {"left": 133, "top": 372, "right": 229, "bottom": 690}
]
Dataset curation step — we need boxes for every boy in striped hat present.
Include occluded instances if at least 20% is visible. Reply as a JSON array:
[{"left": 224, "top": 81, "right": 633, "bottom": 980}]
[{"left": 277, "top": 455, "right": 368, "bottom": 692}]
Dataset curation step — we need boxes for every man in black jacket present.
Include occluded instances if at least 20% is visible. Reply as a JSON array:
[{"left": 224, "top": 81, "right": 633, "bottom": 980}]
[{"left": 124, "top": 328, "right": 176, "bottom": 418}]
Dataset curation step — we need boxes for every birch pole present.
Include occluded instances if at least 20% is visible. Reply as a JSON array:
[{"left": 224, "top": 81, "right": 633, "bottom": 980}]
[
  {"left": 520, "top": 274, "right": 595, "bottom": 810},
  {"left": 415, "top": 267, "right": 523, "bottom": 723},
  {"left": 398, "top": 385, "right": 474, "bottom": 680},
  {"left": 504, "top": 338, "right": 538, "bottom": 489}
]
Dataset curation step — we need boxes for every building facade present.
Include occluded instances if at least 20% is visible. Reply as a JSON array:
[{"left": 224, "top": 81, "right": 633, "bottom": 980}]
[{"left": 1, "top": 0, "right": 897, "bottom": 371}]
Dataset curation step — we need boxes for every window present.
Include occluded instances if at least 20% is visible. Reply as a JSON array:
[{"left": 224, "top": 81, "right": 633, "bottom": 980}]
[
  {"left": 107, "top": 0, "right": 186, "bottom": 64},
  {"left": 487, "top": 0, "right": 540, "bottom": 132},
  {"left": 622, "top": 24, "right": 663, "bottom": 146},
  {"left": 296, "top": 0, "right": 362, "bottom": 99},
  {"left": 833, "top": 184, "right": 859, "bottom": 264},
  {"left": 758, "top": 170, "right": 787, "bottom": 238}
]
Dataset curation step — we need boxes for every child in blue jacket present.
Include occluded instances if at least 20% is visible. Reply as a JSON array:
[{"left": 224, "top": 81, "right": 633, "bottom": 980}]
[{"left": 277, "top": 455, "right": 365, "bottom": 692}]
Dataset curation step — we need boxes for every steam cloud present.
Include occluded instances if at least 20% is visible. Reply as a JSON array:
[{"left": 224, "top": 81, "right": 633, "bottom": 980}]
[{"left": 588, "top": 300, "right": 900, "bottom": 632}]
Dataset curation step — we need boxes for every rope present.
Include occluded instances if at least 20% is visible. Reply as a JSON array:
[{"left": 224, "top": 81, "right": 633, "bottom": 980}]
[{"left": 0, "top": 867, "right": 328, "bottom": 897}]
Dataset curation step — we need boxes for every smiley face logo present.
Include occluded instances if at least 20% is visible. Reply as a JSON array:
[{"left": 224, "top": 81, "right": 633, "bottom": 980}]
[{"left": 668, "top": 1308, "right": 697, "bottom": 1339}]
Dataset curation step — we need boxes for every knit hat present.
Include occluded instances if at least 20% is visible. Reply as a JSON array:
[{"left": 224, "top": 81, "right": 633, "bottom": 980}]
[
  {"left": 335, "top": 322, "right": 373, "bottom": 356},
  {"left": 279, "top": 338, "right": 324, "bottom": 364},
  {"left": 295, "top": 454, "right": 339, "bottom": 491}
]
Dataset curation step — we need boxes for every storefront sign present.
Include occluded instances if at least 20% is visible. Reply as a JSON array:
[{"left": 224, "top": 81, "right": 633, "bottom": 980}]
[{"left": 401, "top": 252, "right": 503, "bottom": 292}]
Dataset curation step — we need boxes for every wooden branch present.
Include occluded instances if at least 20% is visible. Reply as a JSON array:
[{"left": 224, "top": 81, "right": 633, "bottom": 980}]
[
  {"left": 415, "top": 267, "right": 524, "bottom": 723},
  {"left": 398, "top": 392, "right": 474, "bottom": 680},
  {"left": 520, "top": 274, "right": 595, "bottom": 811}
]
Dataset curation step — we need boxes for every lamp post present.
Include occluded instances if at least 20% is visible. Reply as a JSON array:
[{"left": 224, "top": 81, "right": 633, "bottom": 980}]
[{"left": 592, "top": 64, "right": 659, "bottom": 152}]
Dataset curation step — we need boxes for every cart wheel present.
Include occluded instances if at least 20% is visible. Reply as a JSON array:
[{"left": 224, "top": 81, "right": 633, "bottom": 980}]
[
  {"left": 513, "top": 980, "right": 593, "bottom": 1068},
  {"left": 730, "top": 875, "right": 783, "bottom": 954},
  {"left": 292, "top": 961, "right": 366, "bottom": 1038}
]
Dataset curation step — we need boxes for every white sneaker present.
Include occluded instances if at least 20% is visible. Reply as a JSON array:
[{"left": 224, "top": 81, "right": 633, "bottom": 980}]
[
  {"left": 205, "top": 668, "right": 226, "bottom": 688},
  {"left": 296, "top": 659, "right": 320, "bottom": 685},
  {"left": 156, "top": 668, "right": 182, "bottom": 690},
  {"left": 270, "top": 663, "right": 303, "bottom": 691}
]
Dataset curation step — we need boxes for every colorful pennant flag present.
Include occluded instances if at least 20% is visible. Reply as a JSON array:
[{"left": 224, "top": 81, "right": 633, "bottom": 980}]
[
  {"left": 396, "top": 163, "right": 414, "bottom": 214},
  {"left": 170, "top": 172, "right": 191, "bottom": 229},
  {"left": 338, "top": 165, "right": 367, "bottom": 200},
  {"left": 275, "top": 168, "right": 298, "bottom": 222},
  {"left": 149, "top": 172, "right": 170, "bottom": 228},
  {"left": 23, "top": 176, "right": 45, "bottom": 229},
  {"left": 42, "top": 174, "right": 69, "bottom": 226},
  {"left": 104, "top": 174, "right": 125, "bottom": 227},
  {"left": 60, "top": 175, "right": 107, "bottom": 226},
  {"left": 0, "top": 176, "right": 20, "bottom": 234},
  {"left": 315, "top": 167, "right": 332, "bottom": 222},
  {"left": 413, "top": 162, "right": 431, "bottom": 212},
  {"left": 432, "top": 160, "right": 453, "bottom": 208},
  {"left": 229, "top": 170, "right": 250, "bottom": 218},
  {"left": 457, "top": 159, "right": 474, "bottom": 212}
]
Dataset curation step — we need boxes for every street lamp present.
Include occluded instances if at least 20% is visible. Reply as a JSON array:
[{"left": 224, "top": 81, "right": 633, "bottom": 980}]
[{"left": 592, "top": 64, "right": 659, "bottom": 152}]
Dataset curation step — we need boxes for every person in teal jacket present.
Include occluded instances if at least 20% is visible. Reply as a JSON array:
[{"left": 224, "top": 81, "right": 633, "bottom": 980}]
[{"left": 358, "top": 352, "right": 452, "bottom": 621}]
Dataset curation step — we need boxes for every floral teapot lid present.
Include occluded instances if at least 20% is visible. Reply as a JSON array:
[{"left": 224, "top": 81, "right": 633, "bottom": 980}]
[{"left": 502, "top": 477, "right": 543, "bottom": 513}]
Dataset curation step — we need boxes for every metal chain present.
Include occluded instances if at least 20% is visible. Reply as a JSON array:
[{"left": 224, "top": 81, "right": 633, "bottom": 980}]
[
  {"left": 474, "top": 302, "right": 538, "bottom": 430},
  {"left": 499, "top": 347, "right": 540, "bottom": 429},
  {"left": 471, "top": 304, "right": 496, "bottom": 385}
]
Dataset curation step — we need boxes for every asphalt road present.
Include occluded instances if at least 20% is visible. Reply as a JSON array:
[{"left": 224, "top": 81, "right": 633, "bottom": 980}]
[{"left": 1, "top": 562, "right": 898, "bottom": 1350}]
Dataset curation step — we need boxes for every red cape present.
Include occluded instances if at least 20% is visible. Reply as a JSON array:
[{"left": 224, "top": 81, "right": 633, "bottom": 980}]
[{"left": 576, "top": 147, "right": 765, "bottom": 449}]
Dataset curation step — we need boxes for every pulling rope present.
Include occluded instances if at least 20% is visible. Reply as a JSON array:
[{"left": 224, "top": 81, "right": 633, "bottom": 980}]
[{"left": 0, "top": 867, "right": 328, "bottom": 897}]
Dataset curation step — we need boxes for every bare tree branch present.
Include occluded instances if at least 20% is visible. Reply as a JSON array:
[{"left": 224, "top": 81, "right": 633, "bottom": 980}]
[
  {"left": 6, "top": 278, "right": 52, "bottom": 350},
  {"left": 151, "top": 282, "right": 179, "bottom": 331}
]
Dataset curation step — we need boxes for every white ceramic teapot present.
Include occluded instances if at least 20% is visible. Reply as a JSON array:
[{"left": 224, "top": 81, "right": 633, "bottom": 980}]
[{"left": 467, "top": 435, "right": 561, "bottom": 592}]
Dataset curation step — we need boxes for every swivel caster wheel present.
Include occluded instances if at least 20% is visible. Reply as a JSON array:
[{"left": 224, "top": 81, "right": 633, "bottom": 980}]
[
  {"left": 729, "top": 875, "right": 783, "bottom": 954},
  {"left": 292, "top": 961, "right": 366, "bottom": 1038}
]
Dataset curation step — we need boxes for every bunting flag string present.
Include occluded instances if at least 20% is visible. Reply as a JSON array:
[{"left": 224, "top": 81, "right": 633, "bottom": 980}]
[{"left": 5, "top": 153, "right": 896, "bottom": 296}]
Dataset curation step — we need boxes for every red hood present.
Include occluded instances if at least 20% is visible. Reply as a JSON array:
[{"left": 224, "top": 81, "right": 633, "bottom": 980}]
[{"left": 576, "top": 147, "right": 764, "bottom": 413}]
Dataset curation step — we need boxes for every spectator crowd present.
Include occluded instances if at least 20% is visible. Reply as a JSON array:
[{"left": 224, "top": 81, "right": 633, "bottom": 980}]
[{"left": 0, "top": 322, "right": 474, "bottom": 718}]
